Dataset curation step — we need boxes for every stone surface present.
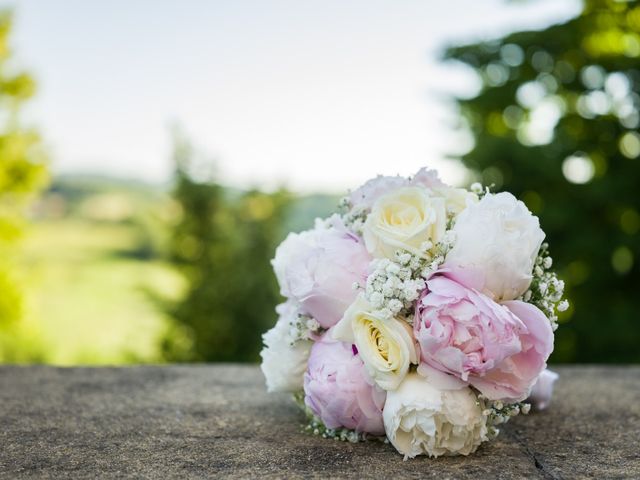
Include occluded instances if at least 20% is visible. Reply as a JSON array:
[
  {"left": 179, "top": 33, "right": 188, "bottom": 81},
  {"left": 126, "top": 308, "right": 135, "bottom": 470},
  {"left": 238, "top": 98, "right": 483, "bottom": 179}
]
[{"left": 0, "top": 365, "right": 639, "bottom": 479}]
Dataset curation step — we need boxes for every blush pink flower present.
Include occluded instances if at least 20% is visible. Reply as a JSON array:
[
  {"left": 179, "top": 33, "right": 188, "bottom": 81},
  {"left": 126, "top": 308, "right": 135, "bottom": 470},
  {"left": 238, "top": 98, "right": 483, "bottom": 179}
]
[
  {"left": 349, "top": 175, "right": 409, "bottom": 211},
  {"left": 348, "top": 167, "right": 445, "bottom": 211},
  {"left": 414, "top": 275, "right": 553, "bottom": 402},
  {"left": 304, "top": 332, "right": 386, "bottom": 435},
  {"left": 272, "top": 215, "right": 371, "bottom": 328},
  {"left": 410, "top": 167, "right": 445, "bottom": 190}
]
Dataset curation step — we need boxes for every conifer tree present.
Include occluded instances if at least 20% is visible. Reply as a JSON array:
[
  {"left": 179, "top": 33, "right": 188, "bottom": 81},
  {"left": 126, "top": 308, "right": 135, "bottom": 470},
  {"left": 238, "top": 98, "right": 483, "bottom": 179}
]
[{"left": 166, "top": 131, "right": 290, "bottom": 361}]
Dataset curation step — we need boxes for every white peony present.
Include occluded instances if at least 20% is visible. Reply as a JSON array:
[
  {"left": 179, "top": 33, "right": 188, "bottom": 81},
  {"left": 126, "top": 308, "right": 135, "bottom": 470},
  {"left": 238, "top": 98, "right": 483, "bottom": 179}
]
[
  {"left": 383, "top": 372, "right": 488, "bottom": 458},
  {"left": 332, "top": 295, "right": 417, "bottom": 391},
  {"left": 363, "top": 186, "right": 447, "bottom": 259},
  {"left": 528, "top": 369, "right": 559, "bottom": 411},
  {"left": 444, "top": 192, "right": 545, "bottom": 301},
  {"left": 260, "top": 302, "right": 312, "bottom": 393}
]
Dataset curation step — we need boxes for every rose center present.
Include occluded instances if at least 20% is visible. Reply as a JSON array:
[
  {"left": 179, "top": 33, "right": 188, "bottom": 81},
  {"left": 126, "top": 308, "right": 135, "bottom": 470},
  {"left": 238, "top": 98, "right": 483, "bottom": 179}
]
[{"left": 370, "top": 326, "right": 390, "bottom": 361}]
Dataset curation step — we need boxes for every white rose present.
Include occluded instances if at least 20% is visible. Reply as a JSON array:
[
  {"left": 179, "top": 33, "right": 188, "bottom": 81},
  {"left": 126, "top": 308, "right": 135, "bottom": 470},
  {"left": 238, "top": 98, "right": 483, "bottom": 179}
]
[
  {"left": 363, "top": 186, "right": 447, "bottom": 259},
  {"left": 383, "top": 372, "right": 488, "bottom": 459},
  {"left": 332, "top": 295, "right": 417, "bottom": 391},
  {"left": 445, "top": 192, "right": 545, "bottom": 301},
  {"left": 260, "top": 302, "right": 312, "bottom": 393}
]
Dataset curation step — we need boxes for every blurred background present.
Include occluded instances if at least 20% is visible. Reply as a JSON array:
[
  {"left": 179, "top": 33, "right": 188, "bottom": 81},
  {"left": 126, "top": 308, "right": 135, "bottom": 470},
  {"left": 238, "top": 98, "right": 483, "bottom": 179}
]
[{"left": 0, "top": 0, "right": 637, "bottom": 365}]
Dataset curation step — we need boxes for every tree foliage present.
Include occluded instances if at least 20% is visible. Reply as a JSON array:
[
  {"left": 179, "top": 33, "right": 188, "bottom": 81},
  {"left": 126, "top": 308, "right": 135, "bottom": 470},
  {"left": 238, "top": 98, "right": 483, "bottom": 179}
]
[
  {"left": 445, "top": 0, "right": 640, "bottom": 362},
  {"left": 0, "top": 11, "right": 48, "bottom": 360},
  {"left": 164, "top": 132, "right": 291, "bottom": 362}
]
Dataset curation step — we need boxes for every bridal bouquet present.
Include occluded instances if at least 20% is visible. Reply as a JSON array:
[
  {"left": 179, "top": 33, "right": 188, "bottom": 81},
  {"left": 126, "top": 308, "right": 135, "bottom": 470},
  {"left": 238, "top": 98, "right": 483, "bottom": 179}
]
[{"left": 260, "top": 168, "right": 565, "bottom": 458}]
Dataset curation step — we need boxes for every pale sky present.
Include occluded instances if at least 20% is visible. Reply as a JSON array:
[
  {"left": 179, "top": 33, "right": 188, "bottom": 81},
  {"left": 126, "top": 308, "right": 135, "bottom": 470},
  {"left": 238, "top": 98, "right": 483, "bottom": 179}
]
[{"left": 2, "top": 0, "right": 581, "bottom": 192}]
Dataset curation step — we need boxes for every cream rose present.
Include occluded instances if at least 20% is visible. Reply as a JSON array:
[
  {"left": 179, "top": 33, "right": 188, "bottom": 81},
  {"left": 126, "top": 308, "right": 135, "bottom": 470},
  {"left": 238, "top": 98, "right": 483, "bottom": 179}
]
[
  {"left": 363, "top": 186, "right": 447, "bottom": 259},
  {"left": 383, "top": 372, "right": 489, "bottom": 458},
  {"left": 332, "top": 295, "right": 417, "bottom": 391}
]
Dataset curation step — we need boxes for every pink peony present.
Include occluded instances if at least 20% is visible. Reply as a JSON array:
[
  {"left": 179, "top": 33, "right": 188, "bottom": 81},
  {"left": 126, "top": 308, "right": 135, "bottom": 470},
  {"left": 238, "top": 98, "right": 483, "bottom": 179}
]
[
  {"left": 304, "top": 332, "right": 386, "bottom": 435},
  {"left": 414, "top": 275, "right": 553, "bottom": 402},
  {"left": 349, "top": 174, "right": 408, "bottom": 211},
  {"left": 272, "top": 215, "right": 371, "bottom": 328},
  {"left": 348, "top": 167, "right": 445, "bottom": 211},
  {"left": 410, "top": 166, "right": 445, "bottom": 189}
]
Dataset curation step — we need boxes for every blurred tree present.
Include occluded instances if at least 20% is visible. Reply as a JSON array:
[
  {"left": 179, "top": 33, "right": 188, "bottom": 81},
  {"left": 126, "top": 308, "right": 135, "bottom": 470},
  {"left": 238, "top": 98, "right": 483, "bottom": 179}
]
[
  {"left": 0, "top": 11, "right": 48, "bottom": 361},
  {"left": 445, "top": 0, "right": 640, "bottom": 362},
  {"left": 164, "top": 131, "right": 291, "bottom": 362}
]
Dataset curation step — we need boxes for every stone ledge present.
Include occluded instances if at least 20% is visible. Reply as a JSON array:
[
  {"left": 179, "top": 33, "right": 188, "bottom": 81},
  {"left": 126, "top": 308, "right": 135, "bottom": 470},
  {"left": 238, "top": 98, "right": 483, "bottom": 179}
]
[{"left": 1, "top": 365, "right": 639, "bottom": 479}]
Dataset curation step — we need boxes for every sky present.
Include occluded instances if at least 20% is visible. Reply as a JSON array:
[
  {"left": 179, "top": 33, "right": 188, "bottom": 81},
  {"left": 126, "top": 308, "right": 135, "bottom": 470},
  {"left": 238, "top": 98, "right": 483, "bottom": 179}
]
[{"left": 2, "top": 0, "right": 582, "bottom": 192}]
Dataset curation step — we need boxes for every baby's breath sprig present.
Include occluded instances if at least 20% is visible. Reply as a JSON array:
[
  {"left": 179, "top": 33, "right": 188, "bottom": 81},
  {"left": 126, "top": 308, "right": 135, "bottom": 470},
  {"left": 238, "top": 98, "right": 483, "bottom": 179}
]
[
  {"left": 477, "top": 395, "right": 531, "bottom": 439},
  {"left": 293, "top": 392, "right": 365, "bottom": 443},
  {"left": 286, "top": 311, "right": 323, "bottom": 345},
  {"left": 362, "top": 255, "right": 426, "bottom": 322},
  {"left": 519, "top": 243, "right": 568, "bottom": 331},
  {"left": 469, "top": 182, "right": 494, "bottom": 199},
  {"left": 337, "top": 195, "right": 351, "bottom": 214},
  {"left": 303, "top": 415, "right": 363, "bottom": 443},
  {"left": 338, "top": 196, "right": 368, "bottom": 235},
  {"left": 359, "top": 230, "right": 456, "bottom": 323}
]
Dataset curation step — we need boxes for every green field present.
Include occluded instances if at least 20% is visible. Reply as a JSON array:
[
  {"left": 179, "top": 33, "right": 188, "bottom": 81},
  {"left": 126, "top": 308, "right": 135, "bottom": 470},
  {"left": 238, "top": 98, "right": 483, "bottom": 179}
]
[
  {"left": 0, "top": 175, "right": 337, "bottom": 365},
  {"left": 18, "top": 218, "right": 185, "bottom": 365}
]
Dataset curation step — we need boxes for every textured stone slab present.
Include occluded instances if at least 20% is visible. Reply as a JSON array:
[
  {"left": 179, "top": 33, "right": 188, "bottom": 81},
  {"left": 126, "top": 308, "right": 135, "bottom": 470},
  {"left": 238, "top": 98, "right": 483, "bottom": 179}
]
[{"left": 0, "top": 365, "right": 639, "bottom": 479}]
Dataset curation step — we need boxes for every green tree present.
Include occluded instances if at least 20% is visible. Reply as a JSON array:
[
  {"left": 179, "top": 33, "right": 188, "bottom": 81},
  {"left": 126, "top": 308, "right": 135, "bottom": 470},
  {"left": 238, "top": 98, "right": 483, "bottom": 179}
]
[
  {"left": 0, "top": 11, "right": 48, "bottom": 361},
  {"left": 445, "top": 0, "right": 640, "bottom": 362},
  {"left": 164, "top": 132, "right": 291, "bottom": 362}
]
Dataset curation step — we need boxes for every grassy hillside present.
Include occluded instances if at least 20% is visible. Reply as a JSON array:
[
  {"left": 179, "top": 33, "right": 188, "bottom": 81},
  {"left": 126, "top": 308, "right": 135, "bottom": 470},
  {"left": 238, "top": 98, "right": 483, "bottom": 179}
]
[
  {"left": 12, "top": 176, "right": 181, "bottom": 364},
  {"left": 11, "top": 175, "right": 336, "bottom": 364},
  {"left": 20, "top": 220, "right": 184, "bottom": 364}
]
